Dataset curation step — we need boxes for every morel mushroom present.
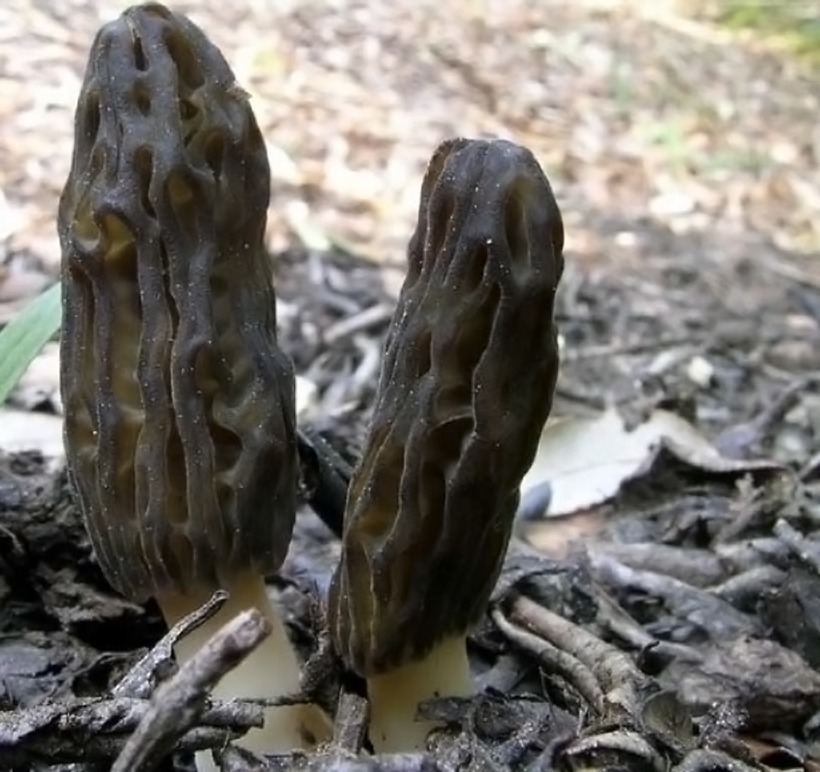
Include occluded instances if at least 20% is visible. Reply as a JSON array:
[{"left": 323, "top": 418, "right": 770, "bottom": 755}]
[
  {"left": 59, "top": 3, "right": 330, "bottom": 761},
  {"left": 328, "top": 138, "right": 564, "bottom": 751}
]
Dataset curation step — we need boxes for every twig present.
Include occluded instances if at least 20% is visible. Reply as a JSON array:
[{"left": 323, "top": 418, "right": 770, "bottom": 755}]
[
  {"left": 592, "top": 583, "right": 701, "bottom": 666},
  {"left": 758, "top": 253, "right": 820, "bottom": 291},
  {"left": 112, "top": 608, "right": 270, "bottom": 772},
  {"left": 113, "top": 589, "right": 230, "bottom": 699},
  {"left": 562, "top": 336, "right": 699, "bottom": 362},
  {"left": 332, "top": 691, "right": 369, "bottom": 754},
  {"left": 323, "top": 303, "right": 395, "bottom": 345},
  {"left": 490, "top": 607, "right": 605, "bottom": 714},
  {"left": 507, "top": 594, "right": 648, "bottom": 717},
  {"left": 774, "top": 518, "right": 820, "bottom": 577},
  {"left": 708, "top": 565, "right": 787, "bottom": 608},
  {"left": 350, "top": 334, "right": 382, "bottom": 394},
  {"left": 0, "top": 697, "right": 261, "bottom": 766},
  {"left": 589, "top": 551, "right": 763, "bottom": 641},
  {"left": 561, "top": 729, "right": 666, "bottom": 772},
  {"left": 800, "top": 450, "right": 820, "bottom": 481},
  {"left": 0, "top": 594, "right": 259, "bottom": 768},
  {"left": 713, "top": 378, "right": 813, "bottom": 459}
]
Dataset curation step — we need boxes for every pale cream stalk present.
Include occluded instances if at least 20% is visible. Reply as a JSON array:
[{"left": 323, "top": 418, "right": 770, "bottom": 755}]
[
  {"left": 367, "top": 635, "right": 473, "bottom": 752},
  {"left": 158, "top": 574, "right": 331, "bottom": 771}
]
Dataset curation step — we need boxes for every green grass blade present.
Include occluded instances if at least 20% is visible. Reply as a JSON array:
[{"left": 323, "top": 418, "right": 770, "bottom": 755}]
[{"left": 0, "top": 283, "right": 61, "bottom": 405}]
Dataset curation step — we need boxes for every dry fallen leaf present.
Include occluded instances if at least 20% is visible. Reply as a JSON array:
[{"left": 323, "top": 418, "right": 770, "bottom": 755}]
[
  {"left": 0, "top": 407, "right": 64, "bottom": 459},
  {"left": 521, "top": 407, "right": 783, "bottom": 518}
]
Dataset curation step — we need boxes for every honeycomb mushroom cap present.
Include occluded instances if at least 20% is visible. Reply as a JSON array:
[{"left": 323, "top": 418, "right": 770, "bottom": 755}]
[
  {"left": 329, "top": 138, "right": 565, "bottom": 675},
  {"left": 59, "top": 3, "right": 297, "bottom": 601}
]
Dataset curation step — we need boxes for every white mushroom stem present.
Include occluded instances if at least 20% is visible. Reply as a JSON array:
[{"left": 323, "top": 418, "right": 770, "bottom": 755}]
[
  {"left": 157, "top": 573, "right": 332, "bottom": 771},
  {"left": 366, "top": 634, "right": 474, "bottom": 752}
]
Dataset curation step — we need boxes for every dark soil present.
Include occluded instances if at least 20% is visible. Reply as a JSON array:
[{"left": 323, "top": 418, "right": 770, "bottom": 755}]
[{"left": 2, "top": 234, "right": 820, "bottom": 770}]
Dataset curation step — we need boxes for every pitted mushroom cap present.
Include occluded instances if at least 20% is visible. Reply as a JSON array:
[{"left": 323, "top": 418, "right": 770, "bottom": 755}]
[
  {"left": 59, "top": 3, "right": 297, "bottom": 600},
  {"left": 329, "top": 138, "right": 564, "bottom": 675}
]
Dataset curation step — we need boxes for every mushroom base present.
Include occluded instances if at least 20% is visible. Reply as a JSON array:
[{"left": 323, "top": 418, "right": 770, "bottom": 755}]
[
  {"left": 366, "top": 634, "right": 474, "bottom": 752},
  {"left": 158, "top": 573, "right": 331, "bottom": 769}
]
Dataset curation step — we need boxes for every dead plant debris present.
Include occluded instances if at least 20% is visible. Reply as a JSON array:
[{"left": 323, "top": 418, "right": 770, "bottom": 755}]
[{"left": 0, "top": 0, "right": 819, "bottom": 770}]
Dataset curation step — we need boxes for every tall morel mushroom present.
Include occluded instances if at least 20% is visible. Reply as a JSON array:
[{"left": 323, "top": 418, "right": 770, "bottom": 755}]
[
  {"left": 59, "top": 3, "right": 330, "bottom": 761},
  {"left": 328, "top": 138, "right": 565, "bottom": 751}
]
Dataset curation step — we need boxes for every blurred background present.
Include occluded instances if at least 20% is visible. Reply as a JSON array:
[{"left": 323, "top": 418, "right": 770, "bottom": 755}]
[
  {"left": 2, "top": 0, "right": 818, "bottom": 276},
  {"left": 0, "top": 0, "right": 818, "bottom": 446}
]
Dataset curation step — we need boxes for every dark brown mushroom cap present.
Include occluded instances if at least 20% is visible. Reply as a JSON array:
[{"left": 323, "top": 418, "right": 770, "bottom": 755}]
[
  {"left": 59, "top": 3, "right": 297, "bottom": 601},
  {"left": 328, "top": 138, "right": 564, "bottom": 675}
]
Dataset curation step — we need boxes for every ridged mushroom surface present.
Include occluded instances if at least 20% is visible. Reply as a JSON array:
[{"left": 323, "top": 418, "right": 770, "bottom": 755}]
[
  {"left": 329, "top": 137, "right": 565, "bottom": 675},
  {"left": 59, "top": 3, "right": 297, "bottom": 600}
]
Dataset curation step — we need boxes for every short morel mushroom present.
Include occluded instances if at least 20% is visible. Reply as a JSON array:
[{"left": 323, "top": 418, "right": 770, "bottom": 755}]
[
  {"left": 59, "top": 3, "right": 330, "bottom": 761},
  {"left": 328, "top": 138, "right": 565, "bottom": 752}
]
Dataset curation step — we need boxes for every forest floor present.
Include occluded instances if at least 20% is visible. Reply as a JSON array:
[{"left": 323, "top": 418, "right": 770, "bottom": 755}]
[{"left": 0, "top": 1, "right": 818, "bottom": 770}]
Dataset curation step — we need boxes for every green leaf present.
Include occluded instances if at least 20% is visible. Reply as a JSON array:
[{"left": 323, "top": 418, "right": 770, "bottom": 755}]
[{"left": 0, "top": 283, "right": 61, "bottom": 405}]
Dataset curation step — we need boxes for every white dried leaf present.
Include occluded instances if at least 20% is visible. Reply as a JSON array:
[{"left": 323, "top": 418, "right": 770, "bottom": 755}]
[{"left": 521, "top": 407, "right": 780, "bottom": 517}]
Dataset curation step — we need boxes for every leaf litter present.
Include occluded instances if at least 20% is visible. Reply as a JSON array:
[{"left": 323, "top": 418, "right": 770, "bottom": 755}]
[
  {"left": 520, "top": 407, "right": 786, "bottom": 521},
  {"left": 0, "top": 0, "right": 819, "bottom": 770}
]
